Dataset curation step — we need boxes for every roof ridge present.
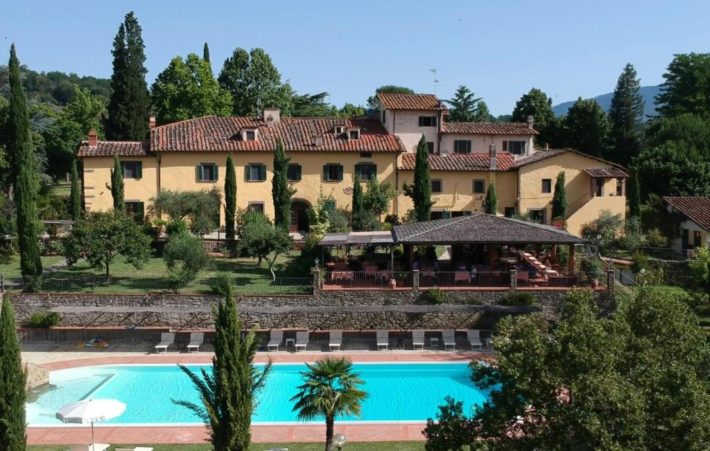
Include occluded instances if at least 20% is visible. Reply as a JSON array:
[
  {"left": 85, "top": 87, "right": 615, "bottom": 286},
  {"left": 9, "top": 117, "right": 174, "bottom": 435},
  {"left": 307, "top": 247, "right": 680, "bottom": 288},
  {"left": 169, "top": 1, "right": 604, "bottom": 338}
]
[
  {"left": 400, "top": 213, "right": 482, "bottom": 240},
  {"left": 500, "top": 215, "right": 577, "bottom": 237}
]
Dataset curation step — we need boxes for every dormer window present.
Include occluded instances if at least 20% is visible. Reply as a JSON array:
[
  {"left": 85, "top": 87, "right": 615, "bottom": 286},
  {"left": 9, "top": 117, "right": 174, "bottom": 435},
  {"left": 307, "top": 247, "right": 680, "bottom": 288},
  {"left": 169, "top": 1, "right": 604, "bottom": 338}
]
[
  {"left": 334, "top": 125, "right": 346, "bottom": 136},
  {"left": 348, "top": 128, "right": 361, "bottom": 140},
  {"left": 242, "top": 128, "right": 257, "bottom": 141}
]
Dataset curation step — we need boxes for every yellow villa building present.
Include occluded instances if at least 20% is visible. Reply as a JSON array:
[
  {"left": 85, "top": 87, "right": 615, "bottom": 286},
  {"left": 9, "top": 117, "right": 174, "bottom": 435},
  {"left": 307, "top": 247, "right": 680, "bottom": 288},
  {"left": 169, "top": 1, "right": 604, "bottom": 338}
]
[{"left": 78, "top": 93, "right": 628, "bottom": 237}]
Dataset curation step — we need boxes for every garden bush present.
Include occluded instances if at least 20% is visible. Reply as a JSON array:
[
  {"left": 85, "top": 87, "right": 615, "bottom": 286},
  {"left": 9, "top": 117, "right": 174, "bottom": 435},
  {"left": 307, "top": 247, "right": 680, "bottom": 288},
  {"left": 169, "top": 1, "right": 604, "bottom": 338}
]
[
  {"left": 25, "top": 311, "right": 60, "bottom": 328},
  {"left": 164, "top": 231, "right": 210, "bottom": 290},
  {"left": 501, "top": 291, "right": 538, "bottom": 306},
  {"left": 423, "top": 287, "right": 445, "bottom": 304}
]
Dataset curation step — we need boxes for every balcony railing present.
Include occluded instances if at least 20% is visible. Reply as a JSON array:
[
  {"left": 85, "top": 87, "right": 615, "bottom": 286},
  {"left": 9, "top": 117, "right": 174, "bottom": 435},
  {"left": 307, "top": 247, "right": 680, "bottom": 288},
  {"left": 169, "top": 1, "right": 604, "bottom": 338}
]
[
  {"left": 419, "top": 271, "right": 510, "bottom": 288},
  {"left": 323, "top": 271, "right": 413, "bottom": 289}
]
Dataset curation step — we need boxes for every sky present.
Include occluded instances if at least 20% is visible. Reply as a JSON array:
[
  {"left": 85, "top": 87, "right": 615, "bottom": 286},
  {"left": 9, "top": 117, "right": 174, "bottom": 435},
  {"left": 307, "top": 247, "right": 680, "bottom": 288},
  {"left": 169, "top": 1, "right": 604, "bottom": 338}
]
[{"left": 1, "top": 0, "right": 709, "bottom": 115}]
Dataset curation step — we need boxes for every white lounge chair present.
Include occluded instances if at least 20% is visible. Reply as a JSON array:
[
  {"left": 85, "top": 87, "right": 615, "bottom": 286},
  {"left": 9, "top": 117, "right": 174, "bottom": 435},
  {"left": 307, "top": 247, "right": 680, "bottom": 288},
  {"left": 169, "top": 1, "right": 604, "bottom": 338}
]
[
  {"left": 187, "top": 332, "right": 204, "bottom": 353},
  {"left": 443, "top": 329, "right": 456, "bottom": 350},
  {"left": 295, "top": 331, "right": 309, "bottom": 351},
  {"left": 467, "top": 329, "right": 483, "bottom": 350},
  {"left": 376, "top": 330, "right": 389, "bottom": 350},
  {"left": 329, "top": 330, "right": 343, "bottom": 351},
  {"left": 154, "top": 333, "right": 175, "bottom": 354},
  {"left": 412, "top": 330, "right": 425, "bottom": 350},
  {"left": 267, "top": 330, "right": 283, "bottom": 352},
  {"left": 116, "top": 447, "right": 154, "bottom": 451},
  {"left": 72, "top": 445, "right": 110, "bottom": 451}
]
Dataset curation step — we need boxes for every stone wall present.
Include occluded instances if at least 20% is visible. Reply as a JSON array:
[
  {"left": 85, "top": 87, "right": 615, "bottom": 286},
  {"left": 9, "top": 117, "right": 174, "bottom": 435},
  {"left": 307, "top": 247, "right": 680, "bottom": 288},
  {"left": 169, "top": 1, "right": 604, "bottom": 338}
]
[{"left": 7, "top": 289, "right": 586, "bottom": 331}]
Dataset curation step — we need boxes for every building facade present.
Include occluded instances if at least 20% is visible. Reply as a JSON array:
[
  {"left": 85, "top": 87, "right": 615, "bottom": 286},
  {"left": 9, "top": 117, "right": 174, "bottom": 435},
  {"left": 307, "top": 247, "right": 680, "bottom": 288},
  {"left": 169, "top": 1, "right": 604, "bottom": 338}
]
[{"left": 78, "top": 93, "right": 627, "bottom": 236}]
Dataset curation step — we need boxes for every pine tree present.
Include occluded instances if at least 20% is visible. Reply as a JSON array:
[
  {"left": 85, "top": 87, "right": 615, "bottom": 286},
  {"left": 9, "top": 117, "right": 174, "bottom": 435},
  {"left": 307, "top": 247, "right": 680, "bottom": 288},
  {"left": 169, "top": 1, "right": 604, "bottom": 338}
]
[
  {"left": 404, "top": 135, "right": 433, "bottom": 222},
  {"left": 272, "top": 139, "right": 295, "bottom": 230},
  {"left": 445, "top": 85, "right": 482, "bottom": 122},
  {"left": 0, "top": 297, "right": 27, "bottom": 450},
  {"left": 552, "top": 172, "right": 567, "bottom": 220},
  {"left": 69, "top": 158, "right": 82, "bottom": 220},
  {"left": 609, "top": 64, "right": 644, "bottom": 165},
  {"left": 111, "top": 155, "right": 124, "bottom": 211},
  {"left": 7, "top": 44, "right": 42, "bottom": 278},
  {"left": 351, "top": 174, "right": 365, "bottom": 231},
  {"left": 174, "top": 281, "right": 271, "bottom": 451},
  {"left": 484, "top": 183, "right": 498, "bottom": 215},
  {"left": 225, "top": 154, "right": 237, "bottom": 252},
  {"left": 628, "top": 171, "right": 641, "bottom": 219},
  {"left": 106, "top": 12, "right": 150, "bottom": 140}
]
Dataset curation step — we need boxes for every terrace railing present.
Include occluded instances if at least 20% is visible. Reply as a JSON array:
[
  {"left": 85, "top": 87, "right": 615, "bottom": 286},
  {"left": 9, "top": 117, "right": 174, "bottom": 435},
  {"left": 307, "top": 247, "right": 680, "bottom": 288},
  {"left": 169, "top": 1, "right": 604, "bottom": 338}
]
[
  {"left": 419, "top": 271, "right": 510, "bottom": 288},
  {"left": 322, "top": 271, "right": 413, "bottom": 289}
]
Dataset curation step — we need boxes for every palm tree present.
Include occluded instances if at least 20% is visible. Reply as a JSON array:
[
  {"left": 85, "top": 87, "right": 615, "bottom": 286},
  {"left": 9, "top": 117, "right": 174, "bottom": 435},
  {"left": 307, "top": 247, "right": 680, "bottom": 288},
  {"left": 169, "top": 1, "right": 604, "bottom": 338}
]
[{"left": 291, "top": 357, "right": 367, "bottom": 451}]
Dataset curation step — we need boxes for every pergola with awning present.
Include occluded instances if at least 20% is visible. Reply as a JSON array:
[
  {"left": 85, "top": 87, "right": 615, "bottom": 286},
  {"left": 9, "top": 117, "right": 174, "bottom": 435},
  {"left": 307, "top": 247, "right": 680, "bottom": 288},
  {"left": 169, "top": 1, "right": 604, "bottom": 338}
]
[{"left": 318, "top": 213, "right": 585, "bottom": 273}]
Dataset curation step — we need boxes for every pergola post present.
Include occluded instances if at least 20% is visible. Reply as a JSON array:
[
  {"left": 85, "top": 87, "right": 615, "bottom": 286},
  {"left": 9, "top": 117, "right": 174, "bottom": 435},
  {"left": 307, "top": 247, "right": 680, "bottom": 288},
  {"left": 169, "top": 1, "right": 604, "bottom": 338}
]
[{"left": 568, "top": 244, "right": 575, "bottom": 274}]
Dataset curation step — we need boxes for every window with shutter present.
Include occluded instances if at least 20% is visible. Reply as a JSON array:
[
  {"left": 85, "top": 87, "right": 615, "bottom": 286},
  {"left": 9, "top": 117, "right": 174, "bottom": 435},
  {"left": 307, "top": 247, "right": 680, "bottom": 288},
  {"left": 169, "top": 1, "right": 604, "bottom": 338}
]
[
  {"left": 246, "top": 164, "right": 266, "bottom": 181},
  {"left": 287, "top": 164, "right": 302, "bottom": 181},
  {"left": 197, "top": 163, "right": 218, "bottom": 182},
  {"left": 121, "top": 161, "right": 143, "bottom": 179},
  {"left": 323, "top": 164, "right": 343, "bottom": 182},
  {"left": 355, "top": 163, "right": 377, "bottom": 181},
  {"left": 453, "top": 140, "right": 471, "bottom": 154}
]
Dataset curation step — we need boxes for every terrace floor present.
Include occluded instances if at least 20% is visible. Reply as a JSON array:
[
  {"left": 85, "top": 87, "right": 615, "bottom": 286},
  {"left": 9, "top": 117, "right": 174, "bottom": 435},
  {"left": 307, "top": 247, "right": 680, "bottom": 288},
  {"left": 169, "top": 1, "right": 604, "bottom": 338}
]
[{"left": 24, "top": 345, "right": 490, "bottom": 446}]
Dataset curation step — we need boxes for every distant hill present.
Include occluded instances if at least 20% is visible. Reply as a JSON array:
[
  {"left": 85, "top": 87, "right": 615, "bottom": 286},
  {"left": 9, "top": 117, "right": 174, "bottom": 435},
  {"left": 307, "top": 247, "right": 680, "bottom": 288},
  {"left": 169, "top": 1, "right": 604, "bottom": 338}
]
[{"left": 552, "top": 85, "right": 661, "bottom": 119}]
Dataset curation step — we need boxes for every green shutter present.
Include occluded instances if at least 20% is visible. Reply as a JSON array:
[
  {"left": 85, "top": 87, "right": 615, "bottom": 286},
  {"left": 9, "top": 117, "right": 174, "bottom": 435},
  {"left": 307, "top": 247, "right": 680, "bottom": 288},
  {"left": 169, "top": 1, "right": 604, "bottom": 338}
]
[
  {"left": 136, "top": 162, "right": 143, "bottom": 179},
  {"left": 196, "top": 165, "right": 202, "bottom": 181},
  {"left": 354, "top": 164, "right": 360, "bottom": 179},
  {"left": 137, "top": 202, "right": 145, "bottom": 220},
  {"left": 260, "top": 164, "right": 266, "bottom": 181},
  {"left": 442, "top": 211, "right": 452, "bottom": 219},
  {"left": 245, "top": 165, "right": 251, "bottom": 181},
  {"left": 323, "top": 165, "right": 329, "bottom": 181},
  {"left": 372, "top": 164, "right": 378, "bottom": 180},
  {"left": 337, "top": 165, "right": 343, "bottom": 181},
  {"left": 213, "top": 164, "right": 219, "bottom": 181}
]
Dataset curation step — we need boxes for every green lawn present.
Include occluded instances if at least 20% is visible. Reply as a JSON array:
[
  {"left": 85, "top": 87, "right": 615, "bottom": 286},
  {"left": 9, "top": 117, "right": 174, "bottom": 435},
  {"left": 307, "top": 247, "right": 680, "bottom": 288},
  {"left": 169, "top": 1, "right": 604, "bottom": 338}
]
[
  {"left": 29, "top": 443, "right": 424, "bottom": 451},
  {"left": 0, "top": 255, "right": 65, "bottom": 279},
  {"left": 1, "top": 251, "right": 312, "bottom": 295}
]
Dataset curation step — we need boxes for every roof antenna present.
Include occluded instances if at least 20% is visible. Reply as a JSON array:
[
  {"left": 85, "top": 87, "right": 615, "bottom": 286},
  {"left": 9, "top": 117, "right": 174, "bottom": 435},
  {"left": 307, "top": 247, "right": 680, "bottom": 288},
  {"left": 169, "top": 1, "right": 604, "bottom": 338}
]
[{"left": 430, "top": 68, "right": 439, "bottom": 95}]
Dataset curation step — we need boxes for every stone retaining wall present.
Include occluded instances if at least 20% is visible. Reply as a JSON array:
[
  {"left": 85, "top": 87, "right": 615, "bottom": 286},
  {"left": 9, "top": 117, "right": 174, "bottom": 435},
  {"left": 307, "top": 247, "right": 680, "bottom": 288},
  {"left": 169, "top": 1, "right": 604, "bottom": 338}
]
[{"left": 4, "top": 289, "right": 595, "bottom": 331}]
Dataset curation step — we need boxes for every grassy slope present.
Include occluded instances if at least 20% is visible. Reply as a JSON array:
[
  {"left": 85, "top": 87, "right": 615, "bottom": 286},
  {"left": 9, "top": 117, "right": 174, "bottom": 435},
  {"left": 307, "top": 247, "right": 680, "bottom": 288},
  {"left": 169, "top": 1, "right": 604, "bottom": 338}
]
[{"left": 0, "top": 255, "right": 65, "bottom": 278}]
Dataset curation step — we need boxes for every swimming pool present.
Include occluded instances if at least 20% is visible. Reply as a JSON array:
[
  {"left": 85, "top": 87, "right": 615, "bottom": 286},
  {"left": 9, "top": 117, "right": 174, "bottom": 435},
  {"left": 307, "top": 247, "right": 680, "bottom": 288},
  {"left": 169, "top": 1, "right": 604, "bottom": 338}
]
[{"left": 27, "top": 363, "right": 491, "bottom": 425}]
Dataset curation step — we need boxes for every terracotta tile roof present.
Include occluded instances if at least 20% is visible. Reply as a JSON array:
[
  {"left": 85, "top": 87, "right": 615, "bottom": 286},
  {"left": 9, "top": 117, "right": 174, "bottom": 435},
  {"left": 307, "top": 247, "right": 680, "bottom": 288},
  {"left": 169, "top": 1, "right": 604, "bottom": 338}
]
[
  {"left": 393, "top": 213, "right": 583, "bottom": 245},
  {"left": 441, "top": 122, "right": 537, "bottom": 135},
  {"left": 77, "top": 141, "right": 148, "bottom": 157},
  {"left": 149, "top": 116, "right": 404, "bottom": 153},
  {"left": 513, "top": 148, "right": 626, "bottom": 170},
  {"left": 376, "top": 93, "right": 445, "bottom": 111},
  {"left": 398, "top": 152, "right": 515, "bottom": 171},
  {"left": 584, "top": 168, "right": 628, "bottom": 178},
  {"left": 663, "top": 197, "right": 710, "bottom": 230}
]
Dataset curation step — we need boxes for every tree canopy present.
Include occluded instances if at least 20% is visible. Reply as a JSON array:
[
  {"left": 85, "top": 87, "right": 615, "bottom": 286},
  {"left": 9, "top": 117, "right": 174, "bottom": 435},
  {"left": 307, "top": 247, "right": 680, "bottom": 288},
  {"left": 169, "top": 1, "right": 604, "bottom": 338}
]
[
  {"left": 151, "top": 188, "right": 221, "bottom": 235},
  {"left": 445, "top": 85, "right": 484, "bottom": 122},
  {"left": 403, "top": 135, "right": 433, "bottom": 222},
  {"left": 0, "top": 296, "right": 27, "bottom": 449},
  {"left": 151, "top": 53, "right": 232, "bottom": 124},
  {"left": 512, "top": 88, "right": 559, "bottom": 147},
  {"left": 656, "top": 52, "right": 710, "bottom": 117},
  {"left": 237, "top": 212, "right": 292, "bottom": 280},
  {"left": 562, "top": 98, "right": 610, "bottom": 157},
  {"left": 608, "top": 63, "right": 645, "bottom": 165},
  {"left": 367, "top": 85, "right": 414, "bottom": 110}
]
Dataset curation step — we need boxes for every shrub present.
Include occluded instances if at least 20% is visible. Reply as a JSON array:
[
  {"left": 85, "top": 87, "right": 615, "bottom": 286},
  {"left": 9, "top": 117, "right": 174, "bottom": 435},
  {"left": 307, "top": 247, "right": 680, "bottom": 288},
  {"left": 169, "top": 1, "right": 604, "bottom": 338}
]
[
  {"left": 164, "top": 231, "right": 210, "bottom": 290},
  {"left": 688, "top": 247, "right": 710, "bottom": 289},
  {"left": 631, "top": 252, "right": 649, "bottom": 274},
  {"left": 25, "top": 311, "right": 60, "bottom": 328},
  {"left": 423, "top": 287, "right": 445, "bottom": 304},
  {"left": 209, "top": 272, "right": 233, "bottom": 296},
  {"left": 645, "top": 228, "right": 668, "bottom": 248},
  {"left": 501, "top": 291, "right": 538, "bottom": 306},
  {"left": 580, "top": 257, "right": 602, "bottom": 282}
]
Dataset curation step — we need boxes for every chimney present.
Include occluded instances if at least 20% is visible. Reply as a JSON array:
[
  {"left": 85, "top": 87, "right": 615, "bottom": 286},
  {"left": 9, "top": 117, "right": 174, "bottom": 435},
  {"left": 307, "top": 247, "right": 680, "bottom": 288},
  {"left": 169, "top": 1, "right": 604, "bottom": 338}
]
[
  {"left": 87, "top": 129, "right": 98, "bottom": 147},
  {"left": 149, "top": 116, "right": 156, "bottom": 129},
  {"left": 263, "top": 108, "right": 280, "bottom": 126},
  {"left": 489, "top": 144, "right": 497, "bottom": 170},
  {"left": 526, "top": 115, "right": 534, "bottom": 129}
]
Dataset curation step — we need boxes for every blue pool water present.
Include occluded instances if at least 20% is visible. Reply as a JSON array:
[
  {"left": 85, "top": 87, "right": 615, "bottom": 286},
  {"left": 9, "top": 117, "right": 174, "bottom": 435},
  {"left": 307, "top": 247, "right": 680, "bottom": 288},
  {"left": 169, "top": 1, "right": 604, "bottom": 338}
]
[{"left": 27, "top": 363, "right": 491, "bottom": 425}]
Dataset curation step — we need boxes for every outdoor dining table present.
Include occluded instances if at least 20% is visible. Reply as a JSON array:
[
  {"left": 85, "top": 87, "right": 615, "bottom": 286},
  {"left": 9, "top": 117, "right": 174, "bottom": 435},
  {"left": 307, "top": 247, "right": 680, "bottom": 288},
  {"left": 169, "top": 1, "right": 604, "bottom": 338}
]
[{"left": 331, "top": 271, "right": 354, "bottom": 281}]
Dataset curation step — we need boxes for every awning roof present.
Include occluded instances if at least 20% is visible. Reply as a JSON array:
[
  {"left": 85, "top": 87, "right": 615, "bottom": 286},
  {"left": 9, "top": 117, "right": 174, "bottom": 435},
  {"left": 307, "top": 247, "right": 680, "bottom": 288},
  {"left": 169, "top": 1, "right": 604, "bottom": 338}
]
[
  {"left": 318, "top": 231, "right": 394, "bottom": 246},
  {"left": 584, "top": 167, "right": 628, "bottom": 178},
  {"left": 392, "top": 213, "right": 584, "bottom": 245}
]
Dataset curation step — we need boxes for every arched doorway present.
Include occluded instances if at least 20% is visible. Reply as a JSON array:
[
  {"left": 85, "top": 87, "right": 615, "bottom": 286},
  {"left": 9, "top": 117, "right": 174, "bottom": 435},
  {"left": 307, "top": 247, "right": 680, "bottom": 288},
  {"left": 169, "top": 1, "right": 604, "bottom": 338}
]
[{"left": 290, "top": 199, "right": 311, "bottom": 233}]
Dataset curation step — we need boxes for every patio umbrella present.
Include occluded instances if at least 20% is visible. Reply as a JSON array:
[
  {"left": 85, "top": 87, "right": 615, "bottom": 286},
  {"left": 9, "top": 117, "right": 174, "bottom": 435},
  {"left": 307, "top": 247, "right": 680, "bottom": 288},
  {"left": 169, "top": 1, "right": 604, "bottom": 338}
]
[{"left": 56, "top": 399, "right": 126, "bottom": 447}]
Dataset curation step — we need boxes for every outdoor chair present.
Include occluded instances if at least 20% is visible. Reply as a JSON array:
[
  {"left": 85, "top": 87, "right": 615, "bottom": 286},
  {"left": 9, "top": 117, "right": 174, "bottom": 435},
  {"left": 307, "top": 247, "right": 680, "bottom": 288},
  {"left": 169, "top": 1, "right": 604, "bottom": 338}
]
[
  {"left": 295, "top": 331, "right": 309, "bottom": 352},
  {"left": 329, "top": 330, "right": 343, "bottom": 351},
  {"left": 116, "top": 448, "right": 154, "bottom": 451},
  {"left": 443, "top": 329, "right": 456, "bottom": 350},
  {"left": 186, "top": 332, "right": 204, "bottom": 353},
  {"left": 154, "top": 333, "right": 175, "bottom": 354},
  {"left": 267, "top": 330, "right": 283, "bottom": 352},
  {"left": 376, "top": 330, "right": 389, "bottom": 350},
  {"left": 412, "top": 330, "right": 425, "bottom": 350},
  {"left": 467, "top": 329, "right": 483, "bottom": 350}
]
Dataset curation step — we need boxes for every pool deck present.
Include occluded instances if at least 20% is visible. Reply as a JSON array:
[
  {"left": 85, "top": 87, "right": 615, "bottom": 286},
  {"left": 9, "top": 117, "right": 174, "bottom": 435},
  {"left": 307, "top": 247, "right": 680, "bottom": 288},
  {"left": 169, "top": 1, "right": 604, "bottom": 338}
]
[{"left": 24, "top": 346, "right": 491, "bottom": 445}]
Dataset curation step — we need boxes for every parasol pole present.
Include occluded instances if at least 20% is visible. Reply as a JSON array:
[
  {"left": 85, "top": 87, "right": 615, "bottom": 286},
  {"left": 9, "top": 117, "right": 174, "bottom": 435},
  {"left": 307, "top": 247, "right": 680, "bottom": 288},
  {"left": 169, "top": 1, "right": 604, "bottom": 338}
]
[{"left": 91, "top": 419, "right": 95, "bottom": 448}]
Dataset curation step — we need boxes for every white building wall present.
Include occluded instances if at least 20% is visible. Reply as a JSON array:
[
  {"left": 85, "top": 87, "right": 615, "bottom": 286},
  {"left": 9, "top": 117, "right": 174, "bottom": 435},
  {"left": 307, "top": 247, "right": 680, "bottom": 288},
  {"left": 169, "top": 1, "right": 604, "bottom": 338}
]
[{"left": 385, "top": 110, "right": 440, "bottom": 153}]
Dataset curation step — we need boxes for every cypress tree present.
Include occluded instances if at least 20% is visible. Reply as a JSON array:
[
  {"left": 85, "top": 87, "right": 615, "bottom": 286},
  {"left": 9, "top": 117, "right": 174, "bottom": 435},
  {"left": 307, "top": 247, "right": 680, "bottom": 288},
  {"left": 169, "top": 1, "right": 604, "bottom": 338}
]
[
  {"left": 271, "top": 139, "right": 295, "bottom": 229},
  {"left": 174, "top": 281, "right": 271, "bottom": 450},
  {"left": 628, "top": 171, "right": 641, "bottom": 219},
  {"left": 111, "top": 155, "right": 124, "bottom": 211},
  {"left": 484, "top": 183, "right": 498, "bottom": 215},
  {"left": 7, "top": 44, "right": 42, "bottom": 277},
  {"left": 69, "top": 158, "right": 82, "bottom": 220},
  {"left": 106, "top": 12, "right": 150, "bottom": 140},
  {"left": 0, "top": 297, "right": 27, "bottom": 450},
  {"left": 203, "top": 42, "right": 211, "bottom": 65},
  {"left": 351, "top": 174, "right": 365, "bottom": 231},
  {"left": 408, "top": 135, "right": 433, "bottom": 221},
  {"left": 225, "top": 154, "right": 237, "bottom": 252},
  {"left": 552, "top": 171, "right": 567, "bottom": 220},
  {"left": 609, "top": 63, "right": 644, "bottom": 165}
]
